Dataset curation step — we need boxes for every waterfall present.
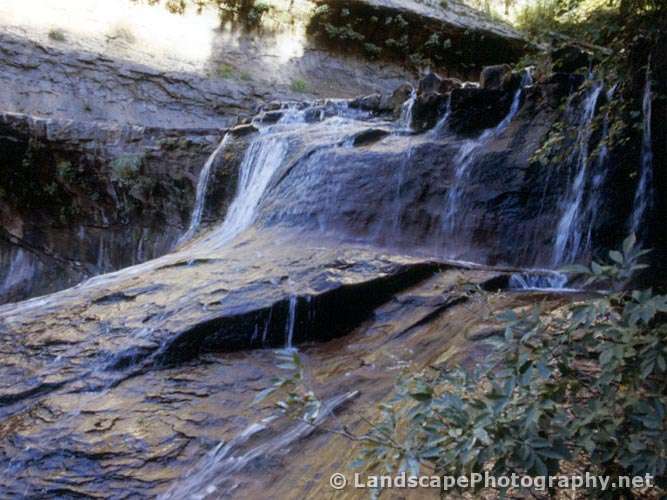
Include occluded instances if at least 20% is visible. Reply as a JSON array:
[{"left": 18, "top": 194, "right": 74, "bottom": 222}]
[
  {"left": 582, "top": 83, "right": 617, "bottom": 254},
  {"left": 630, "top": 63, "right": 654, "bottom": 239},
  {"left": 285, "top": 295, "right": 297, "bottom": 348},
  {"left": 552, "top": 82, "right": 603, "bottom": 265},
  {"left": 178, "top": 134, "right": 231, "bottom": 244},
  {"left": 398, "top": 89, "right": 417, "bottom": 130},
  {"left": 430, "top": 94, "right": 452, "bottom": 136},
  {"left": 442, "top": 70, "right": 531, "bottom": 238},
  {"left": 202, "top": 134, "right": 288, "bottom": 248},
  {"left": 0, "top": 249, "right": 36, "bottom": 296},
  {"left": 509, "top": 271, "right": 568, "bottom": 290}
]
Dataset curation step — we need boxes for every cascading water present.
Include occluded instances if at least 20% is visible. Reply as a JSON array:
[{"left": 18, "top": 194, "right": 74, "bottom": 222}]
[
  {"left": 429, "top": 94, "right": 452, "bottom": 136},
  {"left": 442, "top": 70, "right": 531, "bottom": 239},
  {"left": 552, "top": 81, "right": 603, "bottom": 265},
  {"left": 581, "top": 83, "right": 617, "bottom": 254},
  {"left": 285, "top": 295, "right": 297, "bottom": 348},
  {"left": 399, "top": 88, "right": 417, "bottom": 130},
  {"left": 509, "top": 271, "right": 568, "bottom": 290},
  {"left": 630, "top": 63, "right": 654, "bottom": 239},
  {"left": 201, "top": 135, "right": 288, "bottom": 249},
  {"left": 178, "top": 134, "right": 231, "bottom": 244}
]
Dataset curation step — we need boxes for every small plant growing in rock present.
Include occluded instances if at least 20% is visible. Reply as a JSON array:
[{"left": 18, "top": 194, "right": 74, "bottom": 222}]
[
  {"left": 110, "top": 155, "right": 143, "bottom": 186},
  {"left": 290, "top": 79, "right": 308, "bottom": 93},
  {"left": 48, "top": 29, "right": 66, "bottom": 42},
  {"left": 216, "top": 63, "right": 235, "bottom": 79},
  {"left": 56, "top": 160, "right": 75, "bottom": 182}
]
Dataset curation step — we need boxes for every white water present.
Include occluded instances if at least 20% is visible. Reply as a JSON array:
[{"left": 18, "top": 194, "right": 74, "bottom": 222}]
[
  {"left": 0, "top": 249, "right": 36, "bottom": 295},
  {"left": 442, "top": 70, "right": 531, "bottom": 237},
  {"left": 552, "top": 82, "right": 603, "bottom": 265},
  {"left": 285, "top": 295, "right": 297, "bottom": 348},
  {"left": 178, "top": 134, "right": 231, "bottom": 244},
  {"left": 200, "top": 134, "right": 289, "bottom": 249},
  {"left": 161, "top": 391, "right": 358, "bottom": 500},
  {"left": 398, "top": 89, "right": 417, "bottom": 130},
  {"left": 509, "top": 271, "right": 568, "bottom": 290},
  {"left": 429, "top": 94, "right": 452, "bottom": 136},
  {"left": 630, "top": 64, "right": 654, "bottom": 238},
  {"left": 582, "top": 83, "right": 617, "bottom": 254}
]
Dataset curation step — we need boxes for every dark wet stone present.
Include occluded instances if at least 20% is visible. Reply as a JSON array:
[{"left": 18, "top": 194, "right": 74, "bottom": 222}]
[
  {"left": 351, "top": 128, "right": 391, "bottom": 146},
  {"left": 479, "top": 64, "right": 512, "bottom": 90},
  {"left": 260, "top": 111, "right": 283, "bottom": 124},
  {"left": 448, "top": 87, "right": 513, "bottom": 135},
  {"left": 551, "top": 44, "right": 592, "bottom": 73},
  {"left": 230, "top": 123, "right": 259, "bottom": 137},
  {"left": 418, "top": 72, "right": 443, "bottom": 94}
]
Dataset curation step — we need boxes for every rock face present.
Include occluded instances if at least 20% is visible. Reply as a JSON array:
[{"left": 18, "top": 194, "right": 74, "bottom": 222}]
[
  {"left": 0, "top": 112, "right": 224, "bottom": 303},
  {"left": 0, "top": 27, "right": 414, "bottom": 129},
  {"left": 0, "top": 230, "right": 539, "bottom": 497},
  {"left": 309, "top": 0, "right": 531, "bottom": 78}
]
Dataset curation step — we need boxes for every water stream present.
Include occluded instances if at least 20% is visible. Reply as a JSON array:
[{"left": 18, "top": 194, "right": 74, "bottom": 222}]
[
  {"left": 552, "top": 82, "right": 603, "bottom": 265},
  {"left": 178, "top": 134, "right": 232, "bottom": 244},
  {"left": 630, "top": 63, "right": 654, "bottom": 240},
  {"left": 442, "top": 70, "right": 531, "bottom": 241}
]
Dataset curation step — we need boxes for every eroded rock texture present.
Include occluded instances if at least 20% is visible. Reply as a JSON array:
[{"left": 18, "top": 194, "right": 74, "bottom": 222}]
[{"left": 0, "top": 112, "right": 224, "bottom": 302}]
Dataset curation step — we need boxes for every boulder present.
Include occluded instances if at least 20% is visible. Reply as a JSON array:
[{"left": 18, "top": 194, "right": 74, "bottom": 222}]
[
  {"left": 480, "top": 64, "right": 513, "bottom": 90},
  {"left": 448, "top": 87, "right": 514, "bottom": 135},
  {"left": 350, "top": 128, "right": 391, "bottom": 146},
  {"left": 418, "top": 72, "right": 443, "bottom": 95},
  {"left": 380, "top": 83, "right": 414, "bottom": 117},
  {"left": 439, "top": 77, "right": 463, "bottom": 94},
  {"left": 551, "top": 44, "right": 592, "bottom": 73},
  {"left": 350, "top": 93, "right": 383, "bottom": 111}
]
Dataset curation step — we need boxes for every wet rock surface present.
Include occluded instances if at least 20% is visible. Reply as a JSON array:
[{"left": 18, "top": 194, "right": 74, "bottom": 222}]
[
  {"left": 0, "top": 219, "right": 569, "bottom": 497},
  {"left": 0, "top": 112, "right": 224, "bottom": 303}
]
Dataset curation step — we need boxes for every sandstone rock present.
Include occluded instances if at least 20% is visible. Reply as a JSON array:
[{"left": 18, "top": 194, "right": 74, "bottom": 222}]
[
  {"left": 410, "top": 93, "right": 450, "bottom": 132},
  {"left": 0, "top": 112, "right": 225, "bottom": 303},
  {"left": 229, "top": 123, "right": 259, "bottom": 137},
  {"left": 259, "top": 110, "right": 283, "bottom": 124}
]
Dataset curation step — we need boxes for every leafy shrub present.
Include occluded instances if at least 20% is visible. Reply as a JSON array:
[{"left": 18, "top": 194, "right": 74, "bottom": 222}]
[{"left": 262, "top": 235, "right": 666, "bottom": 497}]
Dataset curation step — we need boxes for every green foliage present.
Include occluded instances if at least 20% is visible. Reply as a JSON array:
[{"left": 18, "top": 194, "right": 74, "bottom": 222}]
[
  {"left": 142, "top": 0, "right": 271, "bottom": 29},
  {"left": 110, "top": 154, "right": 143, "bottom": 186},
  {"left": 216, "top": 63, "right": 235, "bottom": 79},
  {"left": 48, "top": 28, "right": 66, "bottom": 42},
  {"left": 56, "top": 160, "right": 75, "bottom": 182},
  {"left": 264, "top": 235, "right": 666, "bottom": 497},
  {"left": 290, "top": 78, "right": 308, "bottom": 93},
  {"left": 363, "top": 43, "right": 382, "bottom": 58},
  {"left": 255, "top": 349, "right": 323, "bottom": 423},
  {"left": 323, "top": 22, "right": 365, "bottom": 41},
  {"left": 352, "top": 235, "right": 665, "bottom": 496}
]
